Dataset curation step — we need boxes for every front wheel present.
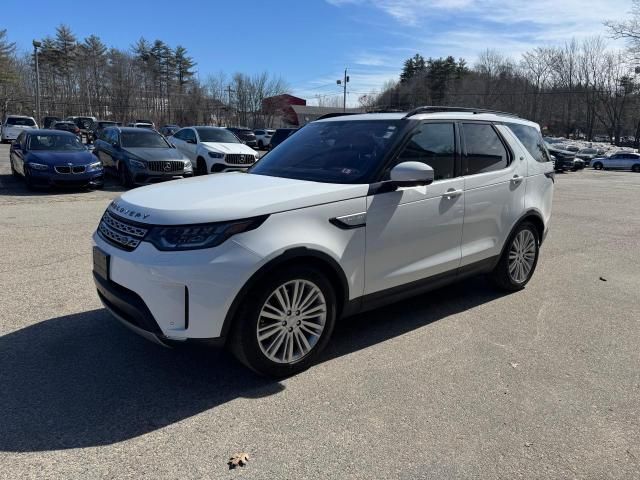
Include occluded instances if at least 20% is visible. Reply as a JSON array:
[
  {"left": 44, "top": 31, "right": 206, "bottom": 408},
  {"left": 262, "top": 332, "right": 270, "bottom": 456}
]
[
  {"left": 491, "top": 222, "right": 540, "bottom": 291},
  {"left": 118, "top": 163, "right": 135, "bottom": 188},
  {"left": 230, "top": 266, "right": 337, "bottom": 377},
  {"left": 592, "top": 162, "right": 603, "bottom": 170}
]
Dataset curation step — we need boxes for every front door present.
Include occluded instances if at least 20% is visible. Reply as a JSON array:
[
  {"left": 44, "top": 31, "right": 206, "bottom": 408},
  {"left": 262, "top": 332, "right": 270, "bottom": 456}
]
[{"left": 364, "top": 122, "right": 464, "bottom": 295}]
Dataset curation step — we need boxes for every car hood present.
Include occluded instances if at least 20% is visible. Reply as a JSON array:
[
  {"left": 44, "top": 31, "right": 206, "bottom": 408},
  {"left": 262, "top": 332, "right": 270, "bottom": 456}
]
[
  {"left": 28, "top": 150, "right": 95, "bottom": 165},
  {"left": 112, "top": 173, "right": 369, "bottom": 224},
  {"left": 123, "top": 147, "right": 187, "bottom": 161},
  {"left": 200, "top": 142, "right": 256, "bottom": 155}
]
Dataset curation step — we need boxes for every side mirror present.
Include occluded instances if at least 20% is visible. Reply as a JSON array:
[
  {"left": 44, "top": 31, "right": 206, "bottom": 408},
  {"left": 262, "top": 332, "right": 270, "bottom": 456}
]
[
  {"left": 390, "top": 161, "right": 434, "bottom": 187},
  {"left": 12, "top": 142, "right": 21, "bottom": 150},
  {"left": 186, "top": 138, "right": 196, "bottom": 144}
]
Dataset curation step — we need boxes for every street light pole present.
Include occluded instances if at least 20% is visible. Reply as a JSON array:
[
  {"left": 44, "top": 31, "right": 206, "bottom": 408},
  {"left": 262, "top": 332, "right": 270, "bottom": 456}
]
[{"left": 32, "top": 40, "right": 42, "bottom": 124}]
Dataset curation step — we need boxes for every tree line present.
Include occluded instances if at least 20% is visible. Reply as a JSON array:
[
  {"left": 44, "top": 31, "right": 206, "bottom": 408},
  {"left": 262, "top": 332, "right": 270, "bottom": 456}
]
[
  {"left": 364, "top": 40, "right": 639, "bottom": 145},
  {"left": 0, "top": 25, "right": 289, "bottom": 128}
]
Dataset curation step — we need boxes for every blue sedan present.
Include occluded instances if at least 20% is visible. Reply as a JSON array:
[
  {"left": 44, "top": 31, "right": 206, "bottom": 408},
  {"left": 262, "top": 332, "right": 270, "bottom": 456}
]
[{"left": 9, "top": 130, "right": 104, "bottom": 189}]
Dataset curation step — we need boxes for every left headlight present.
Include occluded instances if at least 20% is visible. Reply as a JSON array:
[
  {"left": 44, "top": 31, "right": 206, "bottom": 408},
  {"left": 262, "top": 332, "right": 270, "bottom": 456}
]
[
  {"left": 145, "top": 215, "right": 269, "bottom": 251},
  {"left": 184, "top": 160, "right": 193, "bottom": 170},
  {"left": 87, "top": 160, "right": 103, "bottom": 172}
]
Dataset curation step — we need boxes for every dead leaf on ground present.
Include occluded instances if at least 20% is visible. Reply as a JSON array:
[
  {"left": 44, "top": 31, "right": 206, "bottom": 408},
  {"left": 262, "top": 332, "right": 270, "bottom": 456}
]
[
  {"left": 228, "top": 452, "right": 250, "bottom": 469},
  {"left": 599, "top": 277, "right": 607, "bottom": 282}
]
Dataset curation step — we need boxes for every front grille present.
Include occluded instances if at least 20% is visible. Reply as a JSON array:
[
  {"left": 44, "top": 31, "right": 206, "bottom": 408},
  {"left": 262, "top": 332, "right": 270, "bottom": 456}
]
[
  {"left": 225, "top": 153, "right": 256, "bottom": 165},
  {"left": 97, "top": 211, "right": 149, "bottom": 251},
  {"left": 146, "top": 160, "right": 184, "bottom": 173},
  {"left": 55, "top": 165, "right": 87, "bottom": 174}
]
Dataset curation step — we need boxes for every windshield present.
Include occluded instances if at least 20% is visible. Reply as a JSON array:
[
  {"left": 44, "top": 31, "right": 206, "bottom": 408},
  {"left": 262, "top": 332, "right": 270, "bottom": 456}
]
[
  {"left": 29, "top": 134, "right": 85, "bottom": 151},
  {"left": 249, "top": 120, "right": 406, "bottom": 184},
  {"left": 196, "top": 127, "right": 240, "bottom": 143},
  {"left": 121, "top": 131, "right": 169, "bottom": 148},
  {"left": 7, "top": 117, "right": 36, "bottom": 126}
]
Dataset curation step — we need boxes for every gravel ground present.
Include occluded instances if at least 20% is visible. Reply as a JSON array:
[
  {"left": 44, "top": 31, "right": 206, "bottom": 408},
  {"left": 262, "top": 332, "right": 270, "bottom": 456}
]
[{"left": 0, "top": 144, "right": 639, "bottom": 479}]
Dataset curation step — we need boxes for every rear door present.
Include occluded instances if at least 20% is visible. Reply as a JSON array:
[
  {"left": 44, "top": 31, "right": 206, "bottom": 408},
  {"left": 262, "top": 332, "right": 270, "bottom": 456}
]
[
  {"left": 364, "top": 122, "right": 465, "bottom": 295},
  {"left": 459, "top": 122, "right": 526, "bottom": 267}
]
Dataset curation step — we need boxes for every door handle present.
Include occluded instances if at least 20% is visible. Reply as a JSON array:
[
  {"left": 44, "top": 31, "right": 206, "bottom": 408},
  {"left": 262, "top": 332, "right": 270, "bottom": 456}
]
[
  {"left": 442, "top": 188, "right": 463, "bottom": 199},
  {"left": 510, "top": 175, "right": 523, "bottom": 184}
]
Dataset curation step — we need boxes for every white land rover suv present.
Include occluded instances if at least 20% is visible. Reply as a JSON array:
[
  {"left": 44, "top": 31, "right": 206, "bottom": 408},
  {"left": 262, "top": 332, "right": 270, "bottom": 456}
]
[{"left": 93, "top": 107, "right": 554, "bottom": 377}]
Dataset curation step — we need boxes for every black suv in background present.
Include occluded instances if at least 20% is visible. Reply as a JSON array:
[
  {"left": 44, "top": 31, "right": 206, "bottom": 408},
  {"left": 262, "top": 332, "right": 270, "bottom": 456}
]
[
  {"left": 546, "top": 143, "right": 581, "bottom": 171},
  {"left": 92, "top": 127, "right": 193, "bottom": 187},
  {"left": 226, "top": 127, "right": 257, "bottom": 148},
  {"left": 42, "top": 116, "right": 62, "bottom": 129},
  {"left": 52, "top": 121, "right": 81, "bottom": 137},
  {"left": 268, "top": 128, "right": 298, "bottom": 150}
]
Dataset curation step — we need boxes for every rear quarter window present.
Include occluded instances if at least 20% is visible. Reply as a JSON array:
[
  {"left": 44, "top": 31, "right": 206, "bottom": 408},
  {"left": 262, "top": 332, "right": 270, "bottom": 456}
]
[{"left": 506, "top": 123, "right": 550, "bottom": 163}]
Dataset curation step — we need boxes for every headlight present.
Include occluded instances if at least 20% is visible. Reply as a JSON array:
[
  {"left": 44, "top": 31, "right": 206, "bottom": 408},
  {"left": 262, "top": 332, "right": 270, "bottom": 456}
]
[
  {"left": 208, "top": 151, "right": 224, "bottom": 159},
  {"left": 145, "top": 216, "right": 268, "bottom": 251},
  {"left": 129, "top": 159, "right": 145, "bottom": 169},
  {"left": 87, "top": 160, "right": 102, "bottom": 172},
  {"left": 184, "top": 160, "right": 193, "bottom": 170},
  {"left": 28, "top": 162, "right": 48, "bottom": 170}
]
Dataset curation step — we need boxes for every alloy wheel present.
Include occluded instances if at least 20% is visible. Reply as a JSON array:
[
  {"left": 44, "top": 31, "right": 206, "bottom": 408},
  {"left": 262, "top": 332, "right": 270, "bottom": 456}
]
[
  {"left": 508, "top": 230, "right": 537, "bottom": 284},
  {"left": 256, "top": 279, "right": 327, "bottom": 364}
]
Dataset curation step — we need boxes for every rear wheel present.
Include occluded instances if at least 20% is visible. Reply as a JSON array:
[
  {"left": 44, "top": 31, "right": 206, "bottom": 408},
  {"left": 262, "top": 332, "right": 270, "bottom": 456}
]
[
  {"left": 230, "top": 266, "right": 337, "bottom": 377},
  {"left": 491, "top": 222, "right": 539, "bottom": 291},
  {"left": 257, "top": 140, "right": 264, "bottom": 149},
  {"left": 632, "top": 164, "right": 640, "bottom": 173},
  {"left": 592, "top": 161, "right": 603, "bottom": 170}
]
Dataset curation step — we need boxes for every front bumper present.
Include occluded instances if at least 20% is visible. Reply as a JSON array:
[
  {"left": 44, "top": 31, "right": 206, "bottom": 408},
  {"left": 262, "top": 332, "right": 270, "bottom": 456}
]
[
  {"left": 131, "top": 171, "right": 193, "bottom": 185},
  {"left": 29, "top": 169, "right": 104, "bottom": 188},
  {"left": 92, "top": 231, "right": 263, "bottom": 340}
]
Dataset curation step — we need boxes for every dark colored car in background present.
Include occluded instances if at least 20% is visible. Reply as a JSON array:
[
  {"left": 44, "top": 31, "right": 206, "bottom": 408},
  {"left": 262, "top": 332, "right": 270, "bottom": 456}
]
[
  {"left": 42, "top": 116, "right": 62, "bottom": 129},
  {"left": 546, "top": 143, "right": 581, "bottom": 171},
  {"left": 92, "top": 126, "right": 193, "bottom": 187},
  {"left": 9, "top": 130, "right": 103, "bottom": 189},
  {"left": 87, "top": 120, "right": 119, "bottom": 143},
  {"left": 72, "top": 116, "right": 97, "bottom": 141},
  {"left": 159, "top": 124, "right": 180, "bottom": 136},
  {"left": 53, "top": 121, "right": 81, "bottom": 136},
  {"left": 268, "top": 128, "right": 298, "bottom": 150},
  {"left": 226, "top": 127, "right": 257, "bottom": 148}
]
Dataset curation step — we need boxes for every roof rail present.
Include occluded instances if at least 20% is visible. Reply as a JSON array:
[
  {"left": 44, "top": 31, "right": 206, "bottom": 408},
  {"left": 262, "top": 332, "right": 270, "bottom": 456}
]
[
  {"left": 403, "top": 106, "right": 520, "bottom": 119},
  {"left": 315, "top": 112, "right": 361, "bottom": 121}
]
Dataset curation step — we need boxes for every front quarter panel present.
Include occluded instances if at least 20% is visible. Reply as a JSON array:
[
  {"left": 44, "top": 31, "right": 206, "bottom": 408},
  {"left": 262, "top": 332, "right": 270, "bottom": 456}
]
[{"left": 233, "top": 197, "right": 368, "bottom": 301}]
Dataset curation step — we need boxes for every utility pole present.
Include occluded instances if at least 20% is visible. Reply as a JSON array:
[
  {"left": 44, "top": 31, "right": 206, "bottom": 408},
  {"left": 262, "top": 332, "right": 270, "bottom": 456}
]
[
  {"left": 227, "top": 85, "right": 235, "bottom": 126},
  {"left": 336, "top": 68, "right": 349, "bottom": 112},
  {"left": 32, "top": 40, "right": 42, "bottom": 123}
]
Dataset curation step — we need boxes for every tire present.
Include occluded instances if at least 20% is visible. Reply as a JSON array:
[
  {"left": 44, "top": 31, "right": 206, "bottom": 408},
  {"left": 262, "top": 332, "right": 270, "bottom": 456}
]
[
  {"left": 196, "top": 157, "right": 208, "bottom": 176},
  {"left": 490, "top": 221, "right": 540, "bottom": 291},
  {"left": 24, "top": 169, "right": 36, "bottom": 190},
  {"left": 229, "top": 265, "right": 337, "bottom": 377},
  {"left": 10, "top": 158, "right": 19, "bottom": 178},
  {"left": 257, "top": 140, "right": 264, "bottom": 149},
  {"left": 632, "top": 164, "right": 640, "bottom": 173},
  {"left": 593, "top": 162, "right": 603, "bottom": 170},
  {"left": 118, "top": 163, "right": 134, "bottom": 188}
]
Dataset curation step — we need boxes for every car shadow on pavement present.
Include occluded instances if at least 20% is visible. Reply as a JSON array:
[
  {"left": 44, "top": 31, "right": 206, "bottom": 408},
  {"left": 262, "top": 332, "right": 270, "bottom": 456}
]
[
  {"left": 0, "top": 173, "right": 125, "bottom": 197},
  {"left": 0, "top": 277, "right": 507, "bottom": 452}
]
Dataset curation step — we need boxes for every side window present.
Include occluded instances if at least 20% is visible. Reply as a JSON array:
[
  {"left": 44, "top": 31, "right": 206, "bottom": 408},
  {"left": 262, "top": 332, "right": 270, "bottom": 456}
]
[
  {"left": 506, "top": 123, "right": 550, "bottom": 163},
  {"left": 184, "top": 129, "right": 196, "bottom": 143},
  {"left": 394, "top": 123, "right": 456, "bottom": 181},
  {"left": 462, "top": 123, "right": 509, "bottom": 175},
  {"left": 255, "top": 130, "right": 264, "bottom": 135},
  {"left": 17, "top": 132, "right": 26, "bottom": 149}
]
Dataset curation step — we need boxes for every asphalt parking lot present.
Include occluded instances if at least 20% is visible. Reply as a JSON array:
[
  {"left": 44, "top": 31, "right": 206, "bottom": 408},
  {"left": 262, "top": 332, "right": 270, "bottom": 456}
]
[{"left": 0, "top": 143, "right": 639, "bottom": 479}]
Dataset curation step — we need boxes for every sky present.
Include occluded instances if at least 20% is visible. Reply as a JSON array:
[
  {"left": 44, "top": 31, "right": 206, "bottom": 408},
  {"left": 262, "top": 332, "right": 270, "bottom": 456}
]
[{"left": 0, "top": 0, "right": 631, "bottom": 105}]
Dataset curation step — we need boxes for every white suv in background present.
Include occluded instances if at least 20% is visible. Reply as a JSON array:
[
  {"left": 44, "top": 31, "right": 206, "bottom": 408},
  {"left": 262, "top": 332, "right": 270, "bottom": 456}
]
[
  {"left": 169, "top": 126, "right": 259, "bottom": 175},
  {"left": 92, "top": 107, "right": 554, "bottom": 377},
  {"left": 254, "top": 129, "right": 275, "bottom": 149},
  {"left": 1, "top": 115, "right": 38, "bottom": 143}
]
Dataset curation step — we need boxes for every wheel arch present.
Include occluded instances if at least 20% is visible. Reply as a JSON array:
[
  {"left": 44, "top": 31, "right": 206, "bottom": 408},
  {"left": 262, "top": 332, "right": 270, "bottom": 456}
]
[
  {"left": 501, "top": 209, "right": 546, "bottom": 255},
  {"left": 219, "top": 247, "right": 350, "bottom": 341}
]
